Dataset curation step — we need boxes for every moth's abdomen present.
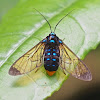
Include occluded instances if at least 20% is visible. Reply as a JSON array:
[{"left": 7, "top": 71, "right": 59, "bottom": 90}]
[{"left": 44, "top": 46, "right": 60, "bottom": 73}]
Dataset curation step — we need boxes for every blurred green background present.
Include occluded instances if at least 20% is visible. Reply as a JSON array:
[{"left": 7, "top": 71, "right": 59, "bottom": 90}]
[{"left": 0, "top": 0, "right": 100, "bottom": 100}]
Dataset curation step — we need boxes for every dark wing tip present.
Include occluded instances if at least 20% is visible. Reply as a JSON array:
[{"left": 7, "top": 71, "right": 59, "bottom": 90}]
[
  {"left": 72, "top": 71, "right": 92, "bottom": 81},
  {"left": 9, "top": 66, "right": 21, "bottom": 76},
  {"left": 79, "top": 72, "right": 92, "bottom": 81}
]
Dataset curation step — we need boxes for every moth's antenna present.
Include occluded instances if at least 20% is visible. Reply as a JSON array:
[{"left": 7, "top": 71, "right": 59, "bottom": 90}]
[
  {"left": 54, "top": 9, "right": 75, "bottom": 33},
  {"left": 33, "top": 8, "right": 52, "bottom": 32}
]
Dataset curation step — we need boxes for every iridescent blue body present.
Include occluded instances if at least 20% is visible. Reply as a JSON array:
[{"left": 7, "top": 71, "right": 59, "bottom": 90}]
[{"left": 43, "top": 32, "right": 62, "bottom": 72}]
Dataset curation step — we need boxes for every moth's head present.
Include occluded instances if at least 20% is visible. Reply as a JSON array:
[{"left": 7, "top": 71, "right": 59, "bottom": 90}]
[
  {"left": 43, "top": 32, "right": 58, "bottom": 44},
  {"left": 49, "top": 32, "right": 56, "bottom": 36},
  {"left": 48, "top": 32, "right": 56, "bottom": 40}
]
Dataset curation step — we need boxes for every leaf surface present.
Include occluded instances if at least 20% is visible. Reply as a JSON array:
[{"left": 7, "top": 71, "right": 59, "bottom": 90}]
[{"left": 0, "top": 0, "right": 100, "bottom": 100}]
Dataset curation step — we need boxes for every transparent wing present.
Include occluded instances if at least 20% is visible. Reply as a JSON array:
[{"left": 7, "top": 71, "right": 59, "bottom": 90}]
[
  {"left": 9, "top": 42, "right": 45, "bottom": 76},
  {"left": 59, "top": 43, "right": 92, "bottom": 81}
]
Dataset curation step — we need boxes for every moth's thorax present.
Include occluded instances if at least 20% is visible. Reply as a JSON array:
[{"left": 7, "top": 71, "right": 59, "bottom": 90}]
[
  {"left": 43, "top": 33, "right": 61, "bottom": 46},
  {"left": 47, "top": 36, "right": 59, "bottom": 45}
]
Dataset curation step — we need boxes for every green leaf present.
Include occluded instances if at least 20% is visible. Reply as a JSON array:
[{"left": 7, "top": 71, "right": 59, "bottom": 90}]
[
  {"left": 0, "top": 0, "right": 19, "bottom": 22},
  {"left": 0, "top": 0, "right": 100, "bottom": 100}
]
